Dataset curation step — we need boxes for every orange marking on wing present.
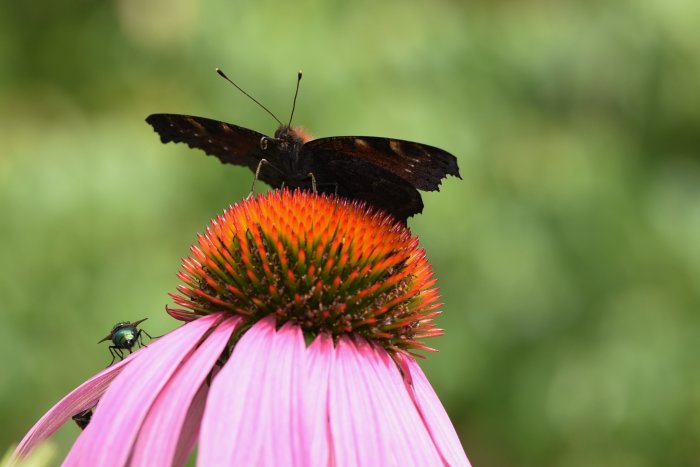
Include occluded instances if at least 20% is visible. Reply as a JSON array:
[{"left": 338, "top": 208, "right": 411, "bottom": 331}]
[
  {"left": 185, "top": 117, "right": 206, "bottom": 134},
  {"left": 355, "top": 138, "right": 370, "bottom": 149}
]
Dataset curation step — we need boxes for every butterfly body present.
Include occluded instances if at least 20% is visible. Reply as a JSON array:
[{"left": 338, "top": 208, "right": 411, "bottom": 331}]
[
  {"left": 146, "top": 113, "right": 460, "bottom": 222},
  {"left": 262, "top": 124, "right": 313, "bottom": 185}
]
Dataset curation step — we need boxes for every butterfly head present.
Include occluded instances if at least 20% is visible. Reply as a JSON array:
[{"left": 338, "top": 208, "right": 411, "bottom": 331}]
[
  {"left": 260, "top": 125, "right": 313, "bottom": 157},
  {"left": 274, "top": 125, "right": 313, "bottom": 145}
]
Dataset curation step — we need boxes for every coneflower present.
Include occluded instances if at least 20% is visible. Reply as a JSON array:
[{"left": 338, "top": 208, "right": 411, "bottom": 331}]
[{"left": 15, "top": 190, "right": 470, "bottom": 466}]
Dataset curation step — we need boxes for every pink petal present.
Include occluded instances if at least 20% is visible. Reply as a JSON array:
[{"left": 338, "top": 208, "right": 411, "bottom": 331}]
[
  {"left": 14, "top": 351, "right": 135, "bottom": 459},
  {"left": 327, "top": 336, "right": 387, "bottom": 465},
  {"left": 302, "top": 333, "right": 334, "bottom": 465},
  {"left": 199, "top": 317, "right": 310, "bottom": 465},
  {"left": 172, "top": 380, "right": 209, "bottom": 466},
  {"left": 130, "top": 316, "right": 241, "bottom": 467},
  {"left": 64, "top": 313, "right": 225, "bottom": 467},
  {"left": 328, "top": 336, "right": 443, "bottom": 466},
  {"left": 360, "top": 340, "right": 449, "bottom": 464},
  {"left": 397, "top": 353, "right": 471, "bottom": 467}
]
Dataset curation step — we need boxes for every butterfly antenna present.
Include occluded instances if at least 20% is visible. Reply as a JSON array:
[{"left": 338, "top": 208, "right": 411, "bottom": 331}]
[
  {"left": 287, "top": 69, "right": 303, "bottom": 127},
  {"left": 216, "top": 67, "right": 282, "bottom": 126}
]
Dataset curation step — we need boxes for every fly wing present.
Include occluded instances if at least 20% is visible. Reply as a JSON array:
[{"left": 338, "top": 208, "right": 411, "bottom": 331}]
[{"left": 145, "top": 114, "right": 287, "bottom": 188}]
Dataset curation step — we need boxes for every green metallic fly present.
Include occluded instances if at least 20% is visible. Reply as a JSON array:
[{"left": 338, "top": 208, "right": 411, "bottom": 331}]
[{"left": 98, "top": 318, "right": 152, "bottom": 366}]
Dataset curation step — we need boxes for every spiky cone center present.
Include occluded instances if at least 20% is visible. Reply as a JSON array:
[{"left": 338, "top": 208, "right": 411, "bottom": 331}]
[{"left": 171, "top": 189, "right": 443, "bottom": 354}]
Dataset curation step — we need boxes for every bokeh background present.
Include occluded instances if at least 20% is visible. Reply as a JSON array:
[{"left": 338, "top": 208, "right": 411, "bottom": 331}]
[{"left": 2, "top": 0, "right": 700, "bottom": 465}]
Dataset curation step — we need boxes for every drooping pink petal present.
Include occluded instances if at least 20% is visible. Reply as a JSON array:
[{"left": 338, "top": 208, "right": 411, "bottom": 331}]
[
  {"left": 172, "top": 379, "right": 209, "bottom": 467},
  {"left": 14, "top": 351, "right": 135, "bottom": 459},
  {"left": 130, "top": 316, "right": 241, "bottom": 467},
  {"left": 328, "top": 336, "right": 385, "bottom": 465},
  {"left": 63, "top": 313, "right": 225, "bottom": 467},
  {"left": 199, "top": 317, "right": 310, "bottom": 466},
  {"left": 359, "top": 339, "right": 449, "bottom": 465},
  {"left": 397, "top": 353, "right": 471, "bottom": 467},
  {"left": 328, "top": 336, "right": 443, "bottom": 466},
  {"left": 260, "top": 321, "right": 308, "bottom": 465},
  {"left": 302, "top": 333, "right": 334, "bottom": 465},
  {"left": 198, "top": 316, "right": 275, "bottom": 465}
]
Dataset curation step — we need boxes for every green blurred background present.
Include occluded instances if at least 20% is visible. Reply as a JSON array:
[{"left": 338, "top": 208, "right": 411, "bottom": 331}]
[{"left": 2, "top": 0, "right": 699, "bottom": 465}]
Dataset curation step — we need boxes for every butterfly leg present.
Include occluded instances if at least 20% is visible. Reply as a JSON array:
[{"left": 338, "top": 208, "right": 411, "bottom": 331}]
[
  {"left": 307, "top": 172, "right": 317, "bottom": 193},
  {"left": 248, "top": 159, "right": 270, "bottom": 199},
  {"left": 314, "top": 181, "right": 339, "bottom": 196}
]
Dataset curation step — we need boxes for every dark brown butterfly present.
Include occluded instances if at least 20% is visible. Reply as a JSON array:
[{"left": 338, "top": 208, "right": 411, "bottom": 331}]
[{"left": 146, "top": 69, "right": 460, "bottom": 223}]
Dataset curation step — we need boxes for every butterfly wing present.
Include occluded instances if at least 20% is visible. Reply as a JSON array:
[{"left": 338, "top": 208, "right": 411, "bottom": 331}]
[
  {"left": 298, "top": 147, "right": 424, "bottom": 222},
  {"left": 145, "top": 114, "right": 286, "bottom": 188},
  {"left": 301, "top": 136, "right": 460, "bottom": 191}
]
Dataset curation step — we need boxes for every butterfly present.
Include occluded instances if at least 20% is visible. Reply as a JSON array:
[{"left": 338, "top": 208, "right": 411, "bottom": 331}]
[{"left": 146, "top": 69, "right": 460, "bottom": 223}]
